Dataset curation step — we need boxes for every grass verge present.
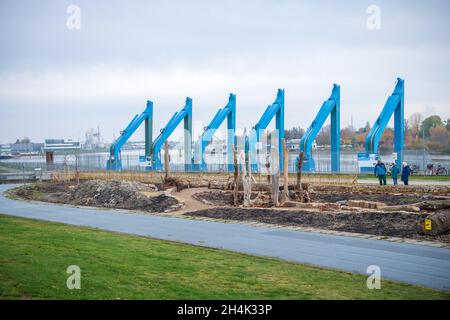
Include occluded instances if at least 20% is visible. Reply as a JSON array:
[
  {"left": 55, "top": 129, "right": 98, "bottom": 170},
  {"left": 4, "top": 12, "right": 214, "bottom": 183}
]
[{"left": 0, "top": 214, "right": 449, "bottom": 300}]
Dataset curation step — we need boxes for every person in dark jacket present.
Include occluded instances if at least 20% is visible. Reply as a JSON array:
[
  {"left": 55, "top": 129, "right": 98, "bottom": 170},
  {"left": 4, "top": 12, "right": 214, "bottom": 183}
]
[
  {"left": 401, "top": 162, "right": 411, "bottom": 185},
  {"left": 390, "top": 162, "right": 399, "bottom": 185},
  {"left": 374, "top": 160, "right": 387, "bottom": 185}
]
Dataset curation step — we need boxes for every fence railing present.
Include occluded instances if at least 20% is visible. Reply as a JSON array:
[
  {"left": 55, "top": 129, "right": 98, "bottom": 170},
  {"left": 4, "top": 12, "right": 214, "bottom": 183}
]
[{"left": 1, "top": 149, "right": 449, "bottom": 175}]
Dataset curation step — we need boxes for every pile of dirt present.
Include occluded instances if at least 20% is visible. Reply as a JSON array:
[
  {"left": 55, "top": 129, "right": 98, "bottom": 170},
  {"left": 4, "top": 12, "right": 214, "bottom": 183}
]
[
  {"left": 11, "top": 180, "right": 182, "bottom": 213},
  {"left": 11, "top": 182, "right": 68, "bottom": 200},
  {"left": 184, "top": 208, "right": 450, "bottom": 243}
]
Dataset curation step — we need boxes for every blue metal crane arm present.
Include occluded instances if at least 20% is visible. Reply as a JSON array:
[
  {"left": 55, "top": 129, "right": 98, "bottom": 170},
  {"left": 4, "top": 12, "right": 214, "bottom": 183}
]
[
  {"left": 201, "top": 94, "right": 236, "bottom": 150},
  {"left": 299, "top": 100, "right": 336, "bottom": 154},
  {"left": 249, "top": 89, "right": 284, "bottom": 142},
  {"left": 365, "top": 78, "right": 404, "bottom": 154},
  {"left": 299, "top": 84, "right": 340, "bottom": 155},
  {"left": 152, "top": 97, "right": 192, "bottom": 157},
  {"left": 365, "top": 95, "right": 400, "bottom": 152},
  {"left": 246, "top": 103, "right": 280, "bottom": 155},
  {"left": 253, "top": 103, "right": 280, "bottom": 130},
  {"left": 204, "top": 107, "right": 224, "bottom": 132},
  {"left": 109, "top": 101, "right": 153, "bottom": 159},
  {"left": 109, "top": 115, "right": 138, "bottom": 153},
  {"left": 247, "top": 89, "right": 285, "bottom": 172}
]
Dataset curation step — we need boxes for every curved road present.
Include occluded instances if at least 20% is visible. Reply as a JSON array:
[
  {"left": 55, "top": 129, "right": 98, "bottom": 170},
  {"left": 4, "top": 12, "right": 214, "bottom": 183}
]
[{"left": 1, "top": 184, "right": 449, "bottom": 291}]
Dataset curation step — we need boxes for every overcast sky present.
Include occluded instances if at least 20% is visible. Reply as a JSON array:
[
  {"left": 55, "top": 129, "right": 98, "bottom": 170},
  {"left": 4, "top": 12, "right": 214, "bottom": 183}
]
[{"left": 0, "top": 0, "right": 449, "bottom": 144}]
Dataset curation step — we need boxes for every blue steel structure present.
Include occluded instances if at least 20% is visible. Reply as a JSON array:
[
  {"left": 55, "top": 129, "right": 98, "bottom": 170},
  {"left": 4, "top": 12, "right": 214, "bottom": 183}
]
[
  {"left": 150, "top": 97, "right": 193, "bottom": 171},
  {"left": 106, "top": 100, "right": 153, "bottom": 171},
  {"left": 247, "top": 89, "right": 285, "bottom": 172},
  {"left": 200, "top": 94, "right": 236, "bottom": 171},
  {"left": 106, "top": 79, "right": 404, "bottom": 173},
  {"left": 365, "top": 78, "right": 404, "bottom": 167},
  {"left": 299, "top": 84, "right": 340, "bottom": 172}
]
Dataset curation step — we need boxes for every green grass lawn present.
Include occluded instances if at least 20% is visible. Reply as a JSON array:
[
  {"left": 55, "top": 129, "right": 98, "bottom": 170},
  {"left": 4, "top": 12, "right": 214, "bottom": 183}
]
[{"left": 0, "top": 214, "right": 449, "bottom": 300}]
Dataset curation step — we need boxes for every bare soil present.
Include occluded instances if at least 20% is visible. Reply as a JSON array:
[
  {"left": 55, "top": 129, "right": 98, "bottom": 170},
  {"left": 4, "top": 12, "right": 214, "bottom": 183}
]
[
  {"left": 188, "top": 186, "right": 450, "bottom": 243},
  {"left": 197, "top": 185, "right": 450, "bottom": 207}
]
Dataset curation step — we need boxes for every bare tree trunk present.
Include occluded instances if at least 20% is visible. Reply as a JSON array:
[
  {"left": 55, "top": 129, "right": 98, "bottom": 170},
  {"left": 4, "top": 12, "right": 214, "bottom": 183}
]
[
  {"left": 63, "top": 157, "right": 70, "bottom": 183},
  {"left": 232, "top": 144, "right": 239, "bottom": 206},
  {"left": 271, "top": 175, "right": 279, "bottom": 207},
  {"left": 265, "top": 154, "right": 271, "bottom": 184},
  {"left": 75, "top": 150, "right": 80, "bottom": 185},
  {"left": 241, "top": 152, "right": 252, "bottom": 207},
  {"left": 270, "top": 147, "right": 280, "bottom": 207},
  {"left": 282, "top": 139, "right": 289, "bottom": 203},
  {"left": 164, "top": 140, "right": 170, "bottom": 180},
  {"left": 297, "top": 151, "right": 304, "bottom": 201}
]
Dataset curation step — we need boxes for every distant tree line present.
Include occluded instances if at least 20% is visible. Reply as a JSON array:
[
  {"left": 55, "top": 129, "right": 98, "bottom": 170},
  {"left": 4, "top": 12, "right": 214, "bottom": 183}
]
[
  {"left": 14, "top": 137, "right": 31, "bottom": 144},
  {"left": 283, "top": 127, "right": 305, "bottom": 140}
]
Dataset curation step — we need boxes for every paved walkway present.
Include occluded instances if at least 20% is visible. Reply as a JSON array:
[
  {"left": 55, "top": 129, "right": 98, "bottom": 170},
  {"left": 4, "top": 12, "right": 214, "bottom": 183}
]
[
  {"left": 1, "top": 184, "right": 449, "bottom": 291},
  {"left": 358, "top": 178, "right": 450, "bottom": 186}
]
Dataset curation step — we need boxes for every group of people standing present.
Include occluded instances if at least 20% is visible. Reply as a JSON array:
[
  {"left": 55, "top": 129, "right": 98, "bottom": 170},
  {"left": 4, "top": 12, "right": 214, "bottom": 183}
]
[{"left": 374, "top": 160, "right": 411, "bottom": 186}]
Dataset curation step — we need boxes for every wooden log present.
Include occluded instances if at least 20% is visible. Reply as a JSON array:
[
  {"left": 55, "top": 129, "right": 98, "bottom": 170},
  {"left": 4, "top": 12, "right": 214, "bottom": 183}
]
[
  {"left": 281, "top": 201, "right": 341, "bottom": 211},
  {"left": 418, "top": 200, "right": 450, "bottom": 211},
  {"left": 347, "top": 200, "right": 386, "bottom": 210},
  {"left": 382, "top": 204, "right": 421, "bottom": 212},
  {"left": 417, "top": 211, "right": 450, "bottom": 236}
]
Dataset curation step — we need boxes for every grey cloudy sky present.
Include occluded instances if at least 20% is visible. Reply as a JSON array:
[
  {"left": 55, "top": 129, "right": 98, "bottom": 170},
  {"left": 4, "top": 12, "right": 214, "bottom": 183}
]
[{"left": 0, "top": 0, "right": 449, "bottom": 143}]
